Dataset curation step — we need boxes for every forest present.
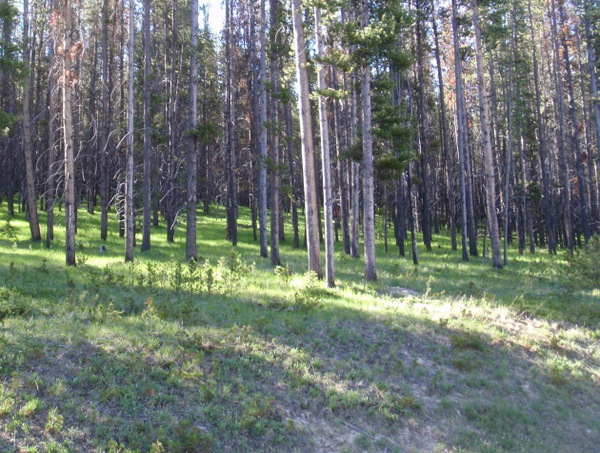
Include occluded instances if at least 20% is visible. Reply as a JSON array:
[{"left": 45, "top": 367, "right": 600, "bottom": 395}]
[
  {"left": 1, "top": 0, "right": 599, "bottom": 277},
  {"left": 0, "top": 0, "right": 599, "bottom": 451}
]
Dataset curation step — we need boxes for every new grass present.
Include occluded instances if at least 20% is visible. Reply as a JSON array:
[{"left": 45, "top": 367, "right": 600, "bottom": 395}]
[{"left": 0, "top": 206, "right": 598, "bottom": 452}]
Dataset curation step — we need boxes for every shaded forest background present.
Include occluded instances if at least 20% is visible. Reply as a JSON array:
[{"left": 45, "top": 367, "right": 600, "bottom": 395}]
[{"left": 1, "top": 0, "right": 600, "bottom": 278}]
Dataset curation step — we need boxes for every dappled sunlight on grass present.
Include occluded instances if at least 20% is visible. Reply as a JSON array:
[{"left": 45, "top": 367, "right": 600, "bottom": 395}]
[{"left": 0, "top": 206, "right": 599, "bottom": 451}]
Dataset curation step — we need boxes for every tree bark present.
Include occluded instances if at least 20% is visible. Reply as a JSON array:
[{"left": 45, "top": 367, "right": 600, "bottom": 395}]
[
  {"left": 451, "top": 0, "right": 469, "bottom": 261},
  {"left": 61, "top": 0, "right": 76, "bottom": 266},
  {"left": 361, "top": 0, "right": 377, "bottom": 281},
  {"left": 315, "top": 6, "right": 334, "bottom": 286},
  {"left": 473, "top": 0, "right": 502, "bottom": 268},
  {"left": 291, "top": 0, "right": 323, "bottom": 278},
  {"left": 186, "top": 0, "right": 199, "bottom": 260},
  {"left": 125, "top": 0, "right": 135, "bottom": 262},
  {"left": 258, "top": 0, "right": 269, "bottom": 258},
  {"left": 22, "top": 0, "right": 41, "bottom": 242},
  {"left": 141, "top": 0, "right": 152, "bottom": 252}
]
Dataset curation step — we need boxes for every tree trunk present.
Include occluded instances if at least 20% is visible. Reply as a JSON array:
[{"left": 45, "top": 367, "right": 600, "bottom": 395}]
[
  {"left": 141, "top": 0, "right": 152, "bottom": 252},
  {"left": 527, "top": 0, "right": 555, "bottom": 253},
  {"left": 451, "top": 0, "right": 469, "bottom": 261},
  {"left": 550, "top": 0, "right": 573, "bottom": 251},
  {"left": 125, "top": 0, "right": 135, "bottom": 262},
  {"left": 473, "top": 0, "right": 502, "bottom": 268},
  {"left": 284, "top": 100, "right": 300, "bottom": 248},
  {"left": 291, "top": 0, "right": 322, "bottom": 278},
  {"left": 257, "top": 0, "right": 269, "bottom": 258},
  {"left": 431, "top": 0, "right": 456, "bottom": 251},
  {"left": 22, "top": 0, "right": 41, "bottom": 242},
  {"left": 61, "top": 0, "right": 76, "bottom": 266},
  {"left": 361, "top": 0, "right": 377, "bottom": 281},
  {"left": 270, "top": 0, "right": 281, "bottom": 265},
  {"left": 559, "top": 2, "right": 591, "bottom": 245},
  {"left": 315, "top": 6, "right": 334, "bottom": 286},
  {"left": 186, "top": 0, "right": 199, "bottom": 260},
  {"left": 46, "top": 38, "right": 58, "bottom": 248},
  {"left": 225, "top": 0, "right": 238, "bottom": 247},
  {"left": 415, "top": 0, "right": 431, "bottom": 252}
]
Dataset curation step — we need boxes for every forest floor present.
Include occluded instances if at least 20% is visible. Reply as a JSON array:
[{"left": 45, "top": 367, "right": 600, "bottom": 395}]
[{"left": 0, "top": 207, "right": 599, "bottom": 452}]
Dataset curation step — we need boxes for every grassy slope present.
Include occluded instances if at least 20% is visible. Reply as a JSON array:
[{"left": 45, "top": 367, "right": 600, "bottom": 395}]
[{"left": 0, "top": 208, "right": 598, "bottom": 452}]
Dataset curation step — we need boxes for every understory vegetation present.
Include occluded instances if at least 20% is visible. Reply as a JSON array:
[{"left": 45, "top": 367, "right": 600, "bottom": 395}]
[{"left": 0, "top": 208, "right": 599, "bottom": 452}]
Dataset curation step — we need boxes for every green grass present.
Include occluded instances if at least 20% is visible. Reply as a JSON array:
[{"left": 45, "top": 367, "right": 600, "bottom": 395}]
[{"left": 0, "top": 206, "right": 598, "bottom": 452}]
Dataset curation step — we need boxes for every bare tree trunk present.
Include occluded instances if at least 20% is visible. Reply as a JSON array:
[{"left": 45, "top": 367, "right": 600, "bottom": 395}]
[
  {"left": 124, "top": 0, "right": 135, "bottom": 262},
  {"left": 527, "top": 0, "right": 555, "bottom": 253},
  {"left": 291, "top": 0, "right": 322, "bottom": 278},
  {"left": 284, "top": 100, "right": 300, "bottom": 249},
  {"left": 186, "top": 0, "right": 199, "bottom": 260},
  {"left": 46, "top": 39, "right": 58, "bottom": 248},
  {"left": 451, "top": 0, "right": 469, "bottom": 261},
  {"left": 141, "top": 0, "right": 152, "bottom": 252},
  {"left": 559, "top": 2, "right": 591, "bottom": 245},
  {"left": 361, "top": 0, "right": 376, "bottom": 281},
  {"left": 333, "top": 69, "right": 350, "bottom": 255},
  {"left": 473, "top": 0, "right": 502, "bottom": 268},
  {"left": 270, "top": 0, "right": 281, "bottom": 265},
  {"left": 22, "top": 0, "right": 41, "bottom": 242},
  {"left": 315, "top": 6, "right": 334, "bottom": 286},
  {"left": 258, "top": 0, "right": 269, "bottom": 258},
  {"left": 61, "top": 0, "right": 76, "bottom": 266},
  {"left": 550, "top": 0, "right": 573, "bottom": 251},
  {"left": 415, "top": 0, "right": 431, "bottom": 252},
  {"left": 225, "top": 0, "right": 238, "bottom": 246},
  {"left": 100, "top": 0, "right": 110, "bottom": 242},
  {"left": 431, "top": 0, "right": 455, "bottom": 251}
]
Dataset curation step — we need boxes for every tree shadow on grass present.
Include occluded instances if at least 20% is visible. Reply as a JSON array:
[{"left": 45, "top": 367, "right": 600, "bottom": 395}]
[{"left": 2, "top": 271, "right": 599, "bottom": 452}]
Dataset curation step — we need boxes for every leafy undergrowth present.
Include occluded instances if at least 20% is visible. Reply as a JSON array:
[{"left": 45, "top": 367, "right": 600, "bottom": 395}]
[{"left": 0, "top": 209, "right": 599, "bottom": 452}]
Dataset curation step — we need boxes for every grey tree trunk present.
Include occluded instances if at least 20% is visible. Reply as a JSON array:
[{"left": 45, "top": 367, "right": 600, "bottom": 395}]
[
  {"left": 100, "top": 0, "right": 110, "bottom": 242},
  {"left": 451, "top": 0, "right": 469, "bottom": 262},
  {"left": 473, "top": 0, "right": 502, "bottom": 268},
  {"left": 225, "top": 0, "right": 238, "bottom": 246},
  {"left": 559, "top": 2, "right": 591, "bottom": 244},
  {"left": 350, "top": 78, "right": 360, "bottom": 260},
  {"left": 270, "top": 0, "right": 281, "bottom": 265},
  {"left": 125, "top": 0, "right": 135, "bottom": 262},
  {"left": 333, "top": 69, "right": 350, "bottom": 255},
  {"left": 186, "top": 0, "right": 199, "bottom": 260},
  {"left": 46, "top": 39, "right": 58, "bottom": 248},
  {"left": 61, "top": 0, "right": 76, "bottom": 266},
  {"left": 141, "top": 0, "right": 152, "bottom": 252},
  {"left": 415, "top": 0, "right": 431, "bottom": 252},
  {"left": 550, "top": 0, "right": 573, "bottom": 251},
  {"left": 315, "top": 6, "right": 334, "bottom": 287},
  {"left": 284, "top": 100, "right": 300, "bottom": 248},
  {"left": 527, "top": 0, "right": 555, "bottom": 253},
  {"left": 361, "top": 0, "right": 377, "bottom": 281},
  {"left": 258, "top": 0, "right": 269, "bottom": 258},
  {"left": 22, "top": 0, "right": 41, "bottom": 242},
  {"left": 291, "top": 0, "right": 322, "bottom": 278},
  {"left": 431, "top": 0, "right": 455, "bottom": 251}
]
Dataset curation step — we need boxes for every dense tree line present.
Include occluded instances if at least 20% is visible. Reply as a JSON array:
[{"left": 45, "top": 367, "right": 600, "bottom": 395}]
[{"left": 1, "top": 0, "right": 599, "bottom": 279}]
